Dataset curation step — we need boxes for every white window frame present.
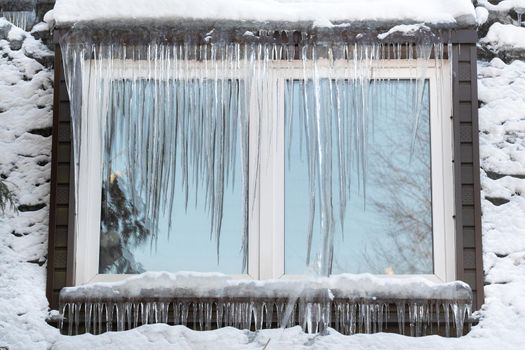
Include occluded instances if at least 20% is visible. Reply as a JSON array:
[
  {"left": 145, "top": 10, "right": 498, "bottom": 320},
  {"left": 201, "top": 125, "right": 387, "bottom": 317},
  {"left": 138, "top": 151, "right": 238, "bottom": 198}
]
[{"left": 73, "top": 58, "right": 455, "bottom": 285}]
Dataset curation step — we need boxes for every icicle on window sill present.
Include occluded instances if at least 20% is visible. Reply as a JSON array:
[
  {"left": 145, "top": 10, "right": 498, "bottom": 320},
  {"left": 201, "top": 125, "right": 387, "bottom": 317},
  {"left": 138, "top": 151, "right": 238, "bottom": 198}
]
[{"left": 58, "top": 272, "right": 473, "bottom": 337}]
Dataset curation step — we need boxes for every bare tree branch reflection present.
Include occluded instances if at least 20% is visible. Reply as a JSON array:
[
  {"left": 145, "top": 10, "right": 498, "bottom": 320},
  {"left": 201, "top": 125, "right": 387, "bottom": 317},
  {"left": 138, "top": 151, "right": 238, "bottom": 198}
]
[{"left": 362, "top": 91, "right": 433, "bottom": 275}]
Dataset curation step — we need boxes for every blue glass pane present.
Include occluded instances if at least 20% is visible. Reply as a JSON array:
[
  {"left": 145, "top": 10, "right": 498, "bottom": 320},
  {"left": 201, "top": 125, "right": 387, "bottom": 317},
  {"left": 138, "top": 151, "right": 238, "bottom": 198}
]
[
  {"left": 99, "top": 79, "right": 245, "bottom": 274},
  {"left": 285, "top": 79, "right": 433, "bottom": 275}
]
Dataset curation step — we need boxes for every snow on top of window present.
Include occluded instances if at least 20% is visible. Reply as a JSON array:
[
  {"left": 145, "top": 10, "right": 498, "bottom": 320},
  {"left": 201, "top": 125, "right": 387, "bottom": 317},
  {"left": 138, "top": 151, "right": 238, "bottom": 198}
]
[{"left": 49, "top": 0, "right": 476, "bottom": 27}]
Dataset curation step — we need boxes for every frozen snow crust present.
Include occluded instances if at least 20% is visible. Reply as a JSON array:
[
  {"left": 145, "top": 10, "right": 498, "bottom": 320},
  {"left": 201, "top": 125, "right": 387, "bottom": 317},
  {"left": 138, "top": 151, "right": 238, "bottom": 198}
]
[
  {"left": 49, "top": 0, "right": 476, "bottom": 28},
  {"left": 60, "top": 272, "right": 472, "bottom": 302}
]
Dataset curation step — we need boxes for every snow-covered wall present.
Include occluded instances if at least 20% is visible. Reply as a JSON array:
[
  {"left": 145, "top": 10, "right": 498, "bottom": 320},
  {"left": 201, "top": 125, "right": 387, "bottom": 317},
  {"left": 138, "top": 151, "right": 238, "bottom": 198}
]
[
  {"left": 477, "top": 0, "right": 525, "bottom": 60},
  {"left": 0, "top": 18, "right": 58, "bottom": 349}
]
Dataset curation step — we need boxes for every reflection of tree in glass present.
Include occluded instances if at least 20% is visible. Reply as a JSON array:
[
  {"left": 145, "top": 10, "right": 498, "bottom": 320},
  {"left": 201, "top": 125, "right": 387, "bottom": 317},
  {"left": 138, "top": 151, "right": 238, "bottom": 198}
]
[
  {"left": 99, "top": 173, "right": 149, "bottom": 274},
  {"left": 0, "top": 180, "right": 16, "bottom": 214},
  {"left": 363, "top": 106, "right": 433, "bottom": 275}
]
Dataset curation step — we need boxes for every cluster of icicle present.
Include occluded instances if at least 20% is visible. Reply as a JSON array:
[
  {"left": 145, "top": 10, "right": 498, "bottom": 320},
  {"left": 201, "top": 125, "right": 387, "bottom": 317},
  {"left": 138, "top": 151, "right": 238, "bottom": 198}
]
[
  {"left": 59, "top": 298, "right": 470, "bottom": 337},
  {"left": 1, "top": 11, "right": 36, "bottom": 31},
  {"left": 60, "top": 32, "right": 451, "bottom": 274}
]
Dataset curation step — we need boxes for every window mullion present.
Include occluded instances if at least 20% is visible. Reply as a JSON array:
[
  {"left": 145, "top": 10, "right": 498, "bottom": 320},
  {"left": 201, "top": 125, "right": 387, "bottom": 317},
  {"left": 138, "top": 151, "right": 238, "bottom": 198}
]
[{"left": 257, "top": 68, "right": 286, "bottom": 279}]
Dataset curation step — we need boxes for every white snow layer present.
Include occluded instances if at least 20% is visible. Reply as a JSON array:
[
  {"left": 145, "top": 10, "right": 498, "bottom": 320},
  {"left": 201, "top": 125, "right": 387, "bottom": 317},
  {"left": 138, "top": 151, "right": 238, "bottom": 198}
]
[
  {"left": 475, "top": 7, "right": 489, "bottom": 26},
  {"left": 0, "top": 18, "right": 58, "bottom": 350},
  {"left": 481, "top": 23, "right": 525, "bottom": 52},
  {"left": 49, "top": 0, "right": 476, "bottom": 27},
  {"left": 477, "top": 0, "right": 525, "bottom": 13},
  {"left": 377, "top": 24, "right": 430, "bottom": 40},
  {"left": 60, "top": 272, "right": 471, "bottom": 301}
]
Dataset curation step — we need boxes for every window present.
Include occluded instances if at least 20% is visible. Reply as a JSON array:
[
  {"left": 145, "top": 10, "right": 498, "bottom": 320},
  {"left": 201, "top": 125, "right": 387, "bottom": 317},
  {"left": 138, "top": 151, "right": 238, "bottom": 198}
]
[
  {"left": 73, "top": 58, "right": 454, "bottom": 284},
  {"left": 285, "top": 79, "right": 434, "bottom": 275},
  {"left": 99, "top": 79, "right": 245, "bottom": 275}
]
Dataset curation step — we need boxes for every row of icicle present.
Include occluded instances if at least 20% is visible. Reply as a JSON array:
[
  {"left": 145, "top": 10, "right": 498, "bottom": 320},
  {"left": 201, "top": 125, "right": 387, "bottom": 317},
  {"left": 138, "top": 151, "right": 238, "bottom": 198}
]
[
  {"left": 1, "top": 11, "right": 36, "bottom": 31},
  {"left": 59, "top": 299, "right": 470, "bottom": 337}
]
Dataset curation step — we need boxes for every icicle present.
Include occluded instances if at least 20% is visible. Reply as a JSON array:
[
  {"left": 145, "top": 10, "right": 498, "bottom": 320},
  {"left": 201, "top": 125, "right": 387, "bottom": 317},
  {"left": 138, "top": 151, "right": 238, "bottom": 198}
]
[
  {"left": 140, "top": 303, "right": 146, "bottom": 325},
  {"left": 216, "top": 302, "right": 224, "bottom": 328},
  {"left": 362, "top": 303, "right": 371, "bottom": 334},
  {"left": 181, "top": 302, "right": 189, "bottom": 326},
  {"left": 265, "top": 303, "right": 274, "bottom": 329},
  {"left": 435, "top": 302, "right": 440, "bottom": 333},
  {"left": 1, "top": 11, "right": 36, "bottom": 31},
  {"left": 106, "top": 303, "right": 114, "bottom": 332},
  {"left": 115, "top": 303, "right": 124, "bottom": 331},
  {"left": 396, "top": 303, "right": 406, "bottom": 335},
  {"left": 125, "top": 302, "right": 132, "bottom": 330},
  {"left": 97, "top": 303, "right": 103, "bottom": 335},
  {"left": 443, "top": 303, "right": 450, "bottom": 337},
  {"left": 452, "top": 302, "right": 468, "bottom": 337},
  {"left": 466, "top": 304, "right": 473, "bottom": 333},
  {"left": 133, "top": 303, "right": 140, "bottom": 329},
  {"left": 59, "top": 303, "right": 67, "bottom": 333},
  {"left": 91, "top": 303, "right": 98, "bottom": 335},
  {"left": 85, "top": 302, "right": 92, "bottom": 334},
  {"left": 205, "top": 302, "right": 213, "bottom": 330},
  {"left": 66, "top": 304, "right": 73, "bottom": 336},
  {"left": 57, "top": 295, "right": 472, "bottom": 337},
  {"left": 253, "top": 302, "right": 264, "bottom": 330}
]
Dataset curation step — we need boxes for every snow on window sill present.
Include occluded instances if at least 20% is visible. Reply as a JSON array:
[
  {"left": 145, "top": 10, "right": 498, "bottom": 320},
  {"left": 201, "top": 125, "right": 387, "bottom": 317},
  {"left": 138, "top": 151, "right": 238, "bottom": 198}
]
[
  {"left": 57, "top": 272, "right": 473, "bottom": 337},
  {"left": 60, "top": 271, "right": 472, "bottom": 301}
]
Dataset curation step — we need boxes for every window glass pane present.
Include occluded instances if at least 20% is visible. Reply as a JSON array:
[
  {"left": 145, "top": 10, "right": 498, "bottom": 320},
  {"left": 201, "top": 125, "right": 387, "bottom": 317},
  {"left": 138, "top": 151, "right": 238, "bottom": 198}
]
[
  {"left": 99, "top": 79, "right": 245, "bottom": 274},
  {"left": 285, "top": 79, "right": 433, "bottom": 275}
]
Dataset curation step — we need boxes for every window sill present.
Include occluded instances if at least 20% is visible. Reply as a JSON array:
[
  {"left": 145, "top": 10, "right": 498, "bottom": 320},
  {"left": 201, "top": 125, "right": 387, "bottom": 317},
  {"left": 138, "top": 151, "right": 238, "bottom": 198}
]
[{"left": 58, "top": 272, "right": 472, "bottom": 337}]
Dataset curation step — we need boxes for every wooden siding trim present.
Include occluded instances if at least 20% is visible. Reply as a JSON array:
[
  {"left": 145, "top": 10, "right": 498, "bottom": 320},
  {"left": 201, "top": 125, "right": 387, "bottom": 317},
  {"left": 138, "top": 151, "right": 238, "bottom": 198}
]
[
  {"left": 469, "top": 44, "right": 485, "bottom": 307},
  {"left": 452, "top": 45, "right": 465, "bottom": 284},
  {"left": 452, "top": 42, "right": 484, "bottom": 310},
  {"left": 47, "top": 46, "right": 73, "bottom": 309},
  {"left": 46, "top": 45, "right": 61, "bottom": 309}
]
